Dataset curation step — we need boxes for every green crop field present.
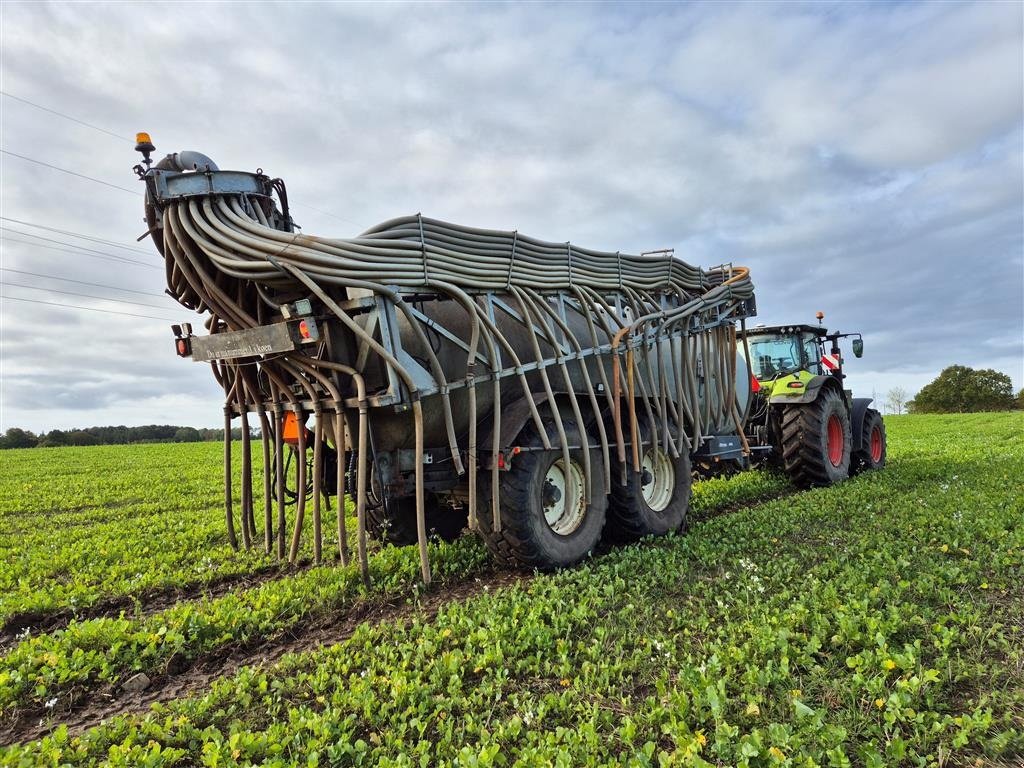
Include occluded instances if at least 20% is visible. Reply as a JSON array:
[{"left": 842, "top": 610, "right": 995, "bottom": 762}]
[{"left": 0, "top": 413, "right": 1021, "bottom": 766}]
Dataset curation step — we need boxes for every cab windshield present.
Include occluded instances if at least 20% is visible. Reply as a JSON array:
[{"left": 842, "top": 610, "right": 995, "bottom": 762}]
[{"left": 745, "top": 333, "right": 820, "bottom": 379}]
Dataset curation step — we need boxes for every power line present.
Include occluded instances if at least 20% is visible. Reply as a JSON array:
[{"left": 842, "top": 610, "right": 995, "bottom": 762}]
[
  {"left": 0, "top": 267, "right": 162, "bottom": 297},
  {"left": 0, "top": 149, "right": 140, "bottom": 195},
  {"left": 3, "top": 281, "right": 176, "bottom": 311},
  {"left": 2, "top": 92, "right": 359, "bottom": 228},
  {"left": 1, "top": 229, "right": 142, "bottom": 262},
  {"left": 290, "top": 201, "right": 362, "bottom": 229},
  {"left": 1, "top": 228, "right": 158, "bottom": 268},
  {"left": 0, "top": 91, "right": 129, "bottom": 141},
  {"left": 0, "top": 216, "right": 152, "bottom": 254},
  {"left": 1, "top": 295, "right": 178, "bottom": 322},
  {"left": 1, "top": 94, "right": 359, "bottom": 229},
  {"left": 0, "top": 236, "right": 161, "bottom": 271},
  {"left": 2, "top": 233, "right": 150, "bottom": 266}
]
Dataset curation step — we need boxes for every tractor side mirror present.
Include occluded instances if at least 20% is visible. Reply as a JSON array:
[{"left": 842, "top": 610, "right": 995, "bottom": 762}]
[{"left": 852, "top": 338, "right": 864, "bottom": 358}]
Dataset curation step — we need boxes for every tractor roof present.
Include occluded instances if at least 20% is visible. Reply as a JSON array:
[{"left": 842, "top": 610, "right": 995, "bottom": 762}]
[{"left": 742, "top": 324, "right": 827, "bottom": 337}]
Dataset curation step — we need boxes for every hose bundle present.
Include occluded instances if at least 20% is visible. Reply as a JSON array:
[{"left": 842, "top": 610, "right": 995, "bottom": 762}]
[{"left": 163, "top": 196, "right": 729, "bottom": 300}]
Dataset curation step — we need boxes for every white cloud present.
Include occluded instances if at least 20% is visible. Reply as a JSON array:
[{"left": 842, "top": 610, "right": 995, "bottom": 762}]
[{"left": 1, "top": 1, "right": 1021, "bottom": 432}]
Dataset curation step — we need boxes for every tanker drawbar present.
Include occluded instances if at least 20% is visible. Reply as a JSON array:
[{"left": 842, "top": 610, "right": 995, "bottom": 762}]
[{"left": 132, "top": 137, "right": 758, "bottom": 584}]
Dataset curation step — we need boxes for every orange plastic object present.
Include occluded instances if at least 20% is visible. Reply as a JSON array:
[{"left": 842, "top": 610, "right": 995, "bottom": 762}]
[{"left": 282, "top": 412, "right": 308, "bottom": 446}]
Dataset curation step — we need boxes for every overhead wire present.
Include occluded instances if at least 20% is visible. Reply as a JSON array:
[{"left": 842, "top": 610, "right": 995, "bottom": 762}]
[
  {"left": 0, "top": 229, "right": 159, "bottom": 268},
  {"left": 0, "top": 216, "right": 152, "bottom": 254},
  {"left": 0, "top": 267, "right": 161, "bottom": 296},
  {"left": 2, "top": 280, "right": 179, "bottom": 311},
  {"left": 0, "top": 149, "right": 140, "bottom": 195},
  {"left": 1, "top": 92, "right": 357, "bottom": 226},
  {"left": 0, "top": 236, "right": 162, "bottom": 270},
  {"left": 0, "top": 91, "right": 128, "bottom": 141},
  {"left": 1, "top": 295, "right": 178, "bottom": 322},
  {"left": 289, "top": 201, "right": 363, "bottom": 229}
]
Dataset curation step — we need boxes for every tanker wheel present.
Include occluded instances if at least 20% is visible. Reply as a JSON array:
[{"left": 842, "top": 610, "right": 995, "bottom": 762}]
[
  {"left": 366, "top": 493, "right": 468, "bottom": 546},
  {"left": 606, "top": 422, "right": 691, "bottom": 543},
  {"left": 780, "top": 388, "right": 851, "bottom": 487},
  {"left": 478, "top": 417, "right": 606, "bottom": 569},
  {"left": 852, "top": 408, "right": 886, "bottom": 473}
]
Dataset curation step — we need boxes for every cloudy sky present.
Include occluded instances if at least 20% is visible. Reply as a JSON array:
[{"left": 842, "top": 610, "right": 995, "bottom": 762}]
[{"left": 1, "top": 1, "right": 1021, "bottom": 432}]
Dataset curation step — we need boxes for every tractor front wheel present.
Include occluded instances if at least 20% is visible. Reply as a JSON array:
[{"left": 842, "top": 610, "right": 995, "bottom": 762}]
[
  {"left": 852, "top": 408, "right": 886, "bottom": 473},
  {"left": 780, "top": 388, "right": 851, "bottom": 487}
]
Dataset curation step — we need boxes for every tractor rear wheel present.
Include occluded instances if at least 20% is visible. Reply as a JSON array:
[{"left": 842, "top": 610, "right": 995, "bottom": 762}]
[
  {"left": 852, "top": 408, "right": 886, "bottom": 473},
  {"left": 780, "top": 388, "right": 851, "bottom": 487},
  {"left": 478, "top": 417, "right": 606, "bottom": 569},
  {"left": 606, "top": 423, "right": 691, "bottom": 542},
  {"left": 366, "top": 493, "right": 468, "bottom": 546}
]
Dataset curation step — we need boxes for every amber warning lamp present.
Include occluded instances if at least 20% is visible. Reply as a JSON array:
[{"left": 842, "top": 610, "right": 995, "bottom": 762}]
[{"left": 135, "top": 131, "right": 156, "bottom": 169}]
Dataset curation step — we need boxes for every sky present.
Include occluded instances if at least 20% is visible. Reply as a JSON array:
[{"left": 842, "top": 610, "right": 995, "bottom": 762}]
[{"left": 0, "top": 1, "right": 1021, "bottom": 432}]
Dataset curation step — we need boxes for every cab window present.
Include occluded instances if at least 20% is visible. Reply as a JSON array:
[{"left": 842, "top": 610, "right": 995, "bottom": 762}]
[
  {"left": 746, "top": 334, "right": 802, "bottom": 378},
  {"left": 802, "top": 337, "right": 822, "bottom": 375}
]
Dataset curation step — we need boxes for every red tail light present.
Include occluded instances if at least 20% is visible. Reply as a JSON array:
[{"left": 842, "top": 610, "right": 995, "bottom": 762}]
[{"left": 751, "top": 374, "right": 760, "bottom": 393}]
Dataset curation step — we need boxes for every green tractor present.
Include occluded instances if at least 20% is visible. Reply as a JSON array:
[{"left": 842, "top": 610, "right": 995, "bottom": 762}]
[{"left": 739, "top": 313, "right": 886, "bottom": 487}]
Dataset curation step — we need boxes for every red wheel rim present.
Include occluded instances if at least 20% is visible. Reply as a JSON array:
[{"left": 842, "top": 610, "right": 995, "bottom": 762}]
[
  {"left": 870, "top": 425, "right": 883, "bottom": 462},
  {"left": 827, "top": 414, "right": 844, "bottom": 467}
]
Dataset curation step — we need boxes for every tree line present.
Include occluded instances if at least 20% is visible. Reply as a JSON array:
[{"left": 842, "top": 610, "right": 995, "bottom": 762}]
[
  {"left": 2, "top": 365, "right": 1019, "bottom": 449},
  {"left": 885, "top": 365, "right": 1021, "bottom": 415},
  {"left": 909, "top": 366, "right": 1021, "bottom": 414},
  {"left": 0, "top": 425, "right": 251, "bottom": 450}
]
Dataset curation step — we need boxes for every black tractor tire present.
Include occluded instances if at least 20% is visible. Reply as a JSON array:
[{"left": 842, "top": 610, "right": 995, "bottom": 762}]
[
  {"left": 852, "top": 408, "right": 886, "bottom": 473},
  {"left": 606, "top": 422, "right": 691, "bottom": 543},
  {"left": 478, "top": 417, "right": 606, "bottom": 569},
  {"left": 780, "top": 387, "right": 852, "bottom": 487},
  {"left": 366, "top": 493, "right": 468, "bottom": 546}
]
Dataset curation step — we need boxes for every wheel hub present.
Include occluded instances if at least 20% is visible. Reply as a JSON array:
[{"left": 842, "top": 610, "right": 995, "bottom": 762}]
[
  {"left": 542, "top": 479, "right": 562, "bottom": 507},
  {"left": 542, "top": 458, "right": 587, "bottom": 536},
  {"left": 870, "top": 424, "right": 883, "bottom": 462},
  {"left": 827, "top": 414, "right": 844, "bottom": 467},
  {"left": 641, "top": 447, "right": 675, "bottom": 513}
]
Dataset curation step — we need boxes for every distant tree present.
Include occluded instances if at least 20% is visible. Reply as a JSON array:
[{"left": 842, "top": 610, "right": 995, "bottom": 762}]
[
  {"left": 885, "top": 387, "right": 908, "bottom": 415},
  {"left": 174, "top": 427, "right": 202, "bottom": 443},
  {"left": 909, "top": 365, "right": 1015, "bottom": 414},
  {"left": 1017, "top": 389, "right": 1024, "bottom": 410},
  {"left": 0, "top": 428, "right": 38, "bottom": 449},
  {"left": 66, "top": 430, "right": 100, "bottom": 446},
  {"left": 38, "top": 429, "right": 70, "bottom": 447}
]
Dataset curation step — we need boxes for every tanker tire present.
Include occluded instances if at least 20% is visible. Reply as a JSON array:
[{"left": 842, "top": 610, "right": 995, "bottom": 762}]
[
  {"left": 852, "top": 408, "right": 886, "bottom": 473},
  {"left": 605, "top": 425, "right": 691, "bottom": 543},
  {"left": 780, "top": 388, "right": 851, "bottom": 487},
  {"left": 478, "top": 418, "right": 606, "bottom": 570},
  {"left": 366, "top": 494, "right": 468, "bottom": 546}
]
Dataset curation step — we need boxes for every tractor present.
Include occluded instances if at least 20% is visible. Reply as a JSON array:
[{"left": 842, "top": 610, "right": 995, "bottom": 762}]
[{"left": 739, "top": 312, "right": 886, "bottom": 487}]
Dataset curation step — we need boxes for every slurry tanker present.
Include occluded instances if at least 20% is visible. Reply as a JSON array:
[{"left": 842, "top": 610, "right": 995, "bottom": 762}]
[{"left": 133, "top": 135, "right": 763, "bottom": 584}]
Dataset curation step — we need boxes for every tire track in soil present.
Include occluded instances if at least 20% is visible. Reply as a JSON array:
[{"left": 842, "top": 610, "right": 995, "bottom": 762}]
[
  {"left": 1, "top": 569, "right": 527, "bottom": 747},
  {"left": 0, "top": 562, "right": 313, "bottom": 650}
]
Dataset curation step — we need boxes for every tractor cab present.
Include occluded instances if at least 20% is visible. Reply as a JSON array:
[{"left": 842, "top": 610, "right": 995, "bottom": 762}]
[{"left": 743, "top": 324, "right": 826, "bottom": 381}]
